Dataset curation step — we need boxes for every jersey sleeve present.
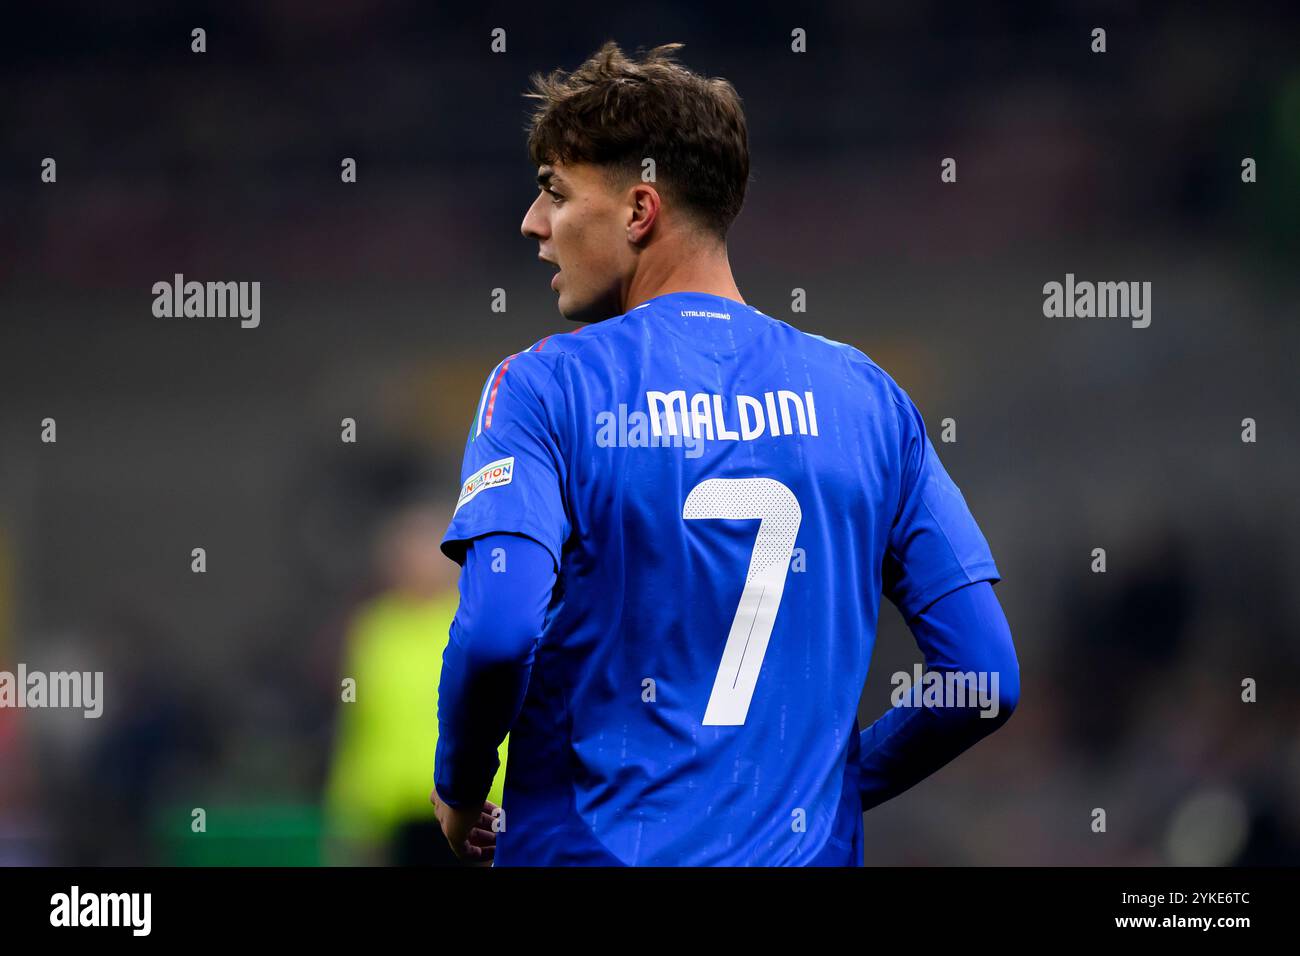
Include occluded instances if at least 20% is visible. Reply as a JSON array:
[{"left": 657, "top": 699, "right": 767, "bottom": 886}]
[
  {"left": 441, "top": 354, "right": 569, "bottom": 569},
  {"left": 858, "top": 579, "right": 1018, "bottom": 812},
  {"left": 881, "top": 389, "right": 1001, "bottom": 622}
]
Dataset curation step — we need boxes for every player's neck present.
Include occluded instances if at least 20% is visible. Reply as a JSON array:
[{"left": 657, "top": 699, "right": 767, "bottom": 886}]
[{"left": 623, "top": 242, "right": 744, "bottom": 313}]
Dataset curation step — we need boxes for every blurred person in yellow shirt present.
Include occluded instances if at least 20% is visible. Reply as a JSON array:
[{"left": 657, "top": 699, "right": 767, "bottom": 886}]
[{"left": 323, "top": 501, "right": 507, "bottom": 865}]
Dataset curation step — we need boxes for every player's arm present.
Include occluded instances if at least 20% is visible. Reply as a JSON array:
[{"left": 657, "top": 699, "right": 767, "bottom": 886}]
[
  {"left": 431, "top": 351, "right": 569, "bottom": 858},
  {"left": 434, "top": 531, "right": 555, "bottom": 809},
  {"left": 857, "top": 579, "right": 1019, "bottom": 811},
  {"left": 859, "top": 385, "right": 1018, "bottom": 811}
]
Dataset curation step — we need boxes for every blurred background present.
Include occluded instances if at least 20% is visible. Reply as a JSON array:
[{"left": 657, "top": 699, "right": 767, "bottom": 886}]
[{"left": 1, "top": 0, "right": 1298, "bottom": 865}]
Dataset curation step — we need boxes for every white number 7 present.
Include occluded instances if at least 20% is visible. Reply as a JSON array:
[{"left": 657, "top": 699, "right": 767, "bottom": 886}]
[{"left": 683, "top": 477, "right": 802, "bottom": 726}]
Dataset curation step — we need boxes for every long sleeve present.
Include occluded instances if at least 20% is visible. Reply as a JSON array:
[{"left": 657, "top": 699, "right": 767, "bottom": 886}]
[
  {"left": 434, "top": 532, "right": 556, "bottom": 809},
  {"left": 858, "top": 580, "right": 1019, "bottom": 812}
]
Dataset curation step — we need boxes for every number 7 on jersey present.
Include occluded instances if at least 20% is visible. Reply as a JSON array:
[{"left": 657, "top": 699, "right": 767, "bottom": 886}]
[{"left": 683, "top": 477, "right": 802, "bottom": 726}]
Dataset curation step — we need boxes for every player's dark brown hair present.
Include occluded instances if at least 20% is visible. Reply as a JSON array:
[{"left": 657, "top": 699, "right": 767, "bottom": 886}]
[{"left": 525, "top": 41, "right": 750, "bottom": 240}]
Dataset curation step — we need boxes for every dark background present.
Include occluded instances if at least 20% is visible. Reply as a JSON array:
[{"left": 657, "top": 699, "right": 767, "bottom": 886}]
[{"left": 1, "top": 0, "right": 1297, "bottom": 864}]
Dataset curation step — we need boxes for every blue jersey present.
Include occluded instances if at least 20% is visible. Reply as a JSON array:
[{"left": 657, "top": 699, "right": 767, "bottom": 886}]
[{"left": 441, "top": 291, "right": 1001, "bottom": 865}]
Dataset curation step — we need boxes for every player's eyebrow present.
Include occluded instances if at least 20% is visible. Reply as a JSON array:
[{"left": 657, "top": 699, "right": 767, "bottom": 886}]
[{"left": 536, "top": 167, "right": 563, "bottom": 190}]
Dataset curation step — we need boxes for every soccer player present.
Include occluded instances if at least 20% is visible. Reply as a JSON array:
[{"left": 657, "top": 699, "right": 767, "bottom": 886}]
[{"left": 431, "top": 41, "right": 1019, "bottom": 866}]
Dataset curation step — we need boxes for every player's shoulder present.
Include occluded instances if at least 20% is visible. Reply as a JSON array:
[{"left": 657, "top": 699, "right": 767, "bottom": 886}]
[
  {"left": 476, "top": 318, "right": 639, "bottom": 401},
  {"left": 778, "top": 323, "right": 912, "bottom": 403},
  {"left": 476, "top": 332, "right": 572, "bottom": 391},
  {"left": 510, "top": 313, "right": 651, "bottom": 375},
  {"left": 501, "top": 321, "right": 621, "bottom": 362}
]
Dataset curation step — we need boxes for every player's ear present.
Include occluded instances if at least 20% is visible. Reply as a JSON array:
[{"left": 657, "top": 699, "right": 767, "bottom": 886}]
[{"left": 626, "top": 182, "right": 660, "bottom": 244}]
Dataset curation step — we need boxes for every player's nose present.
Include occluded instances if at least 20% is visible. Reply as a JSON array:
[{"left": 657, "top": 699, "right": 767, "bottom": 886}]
[{"left": 521, "top": 192, "right": 549, "bottom": 241}]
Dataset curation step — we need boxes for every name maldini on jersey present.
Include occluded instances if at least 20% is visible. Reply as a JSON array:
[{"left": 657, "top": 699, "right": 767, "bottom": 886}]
[{"left": 595, "top": 389, "right": 819, "bottom": 447}]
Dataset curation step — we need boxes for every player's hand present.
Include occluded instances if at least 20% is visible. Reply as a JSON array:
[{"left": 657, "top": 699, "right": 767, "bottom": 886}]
[{"left": 430, "top": 787, "right": 500, "bottom": 866}]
